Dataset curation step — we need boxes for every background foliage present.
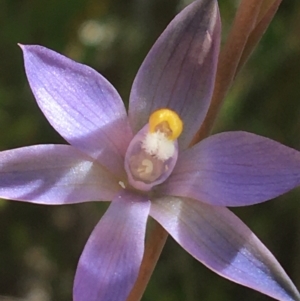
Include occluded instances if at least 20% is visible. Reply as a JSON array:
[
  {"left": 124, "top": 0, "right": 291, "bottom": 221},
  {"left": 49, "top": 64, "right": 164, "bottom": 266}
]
[{"left": 0, "top": 0, "right": 299, "bottom": 300}]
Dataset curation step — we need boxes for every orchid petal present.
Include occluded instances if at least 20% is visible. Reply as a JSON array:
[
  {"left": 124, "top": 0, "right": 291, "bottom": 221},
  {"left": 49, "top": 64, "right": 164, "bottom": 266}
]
[
  {"left": 0, "top": 145, "right": 120, "bottom": 204},
  {"left": 160, "top": 131, "right": 300, "bottom": 206},
  {"left": 21, "top": 45, "right": 133, "bottom": 176},
  {"left": 74, "top": 190, "right": 150, "bottom": 301},
  {"left": 129, "top": 0, "right": 220, "bottom": 149},
  {"left": 151, "top": 196, "right": 300, "bottom": 301}
]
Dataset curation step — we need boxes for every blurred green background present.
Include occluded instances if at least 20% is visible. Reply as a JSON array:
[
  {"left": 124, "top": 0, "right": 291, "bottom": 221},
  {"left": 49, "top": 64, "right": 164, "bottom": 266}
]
[{"left": 0, "top": 0, "right": 300, "bottom": 300}]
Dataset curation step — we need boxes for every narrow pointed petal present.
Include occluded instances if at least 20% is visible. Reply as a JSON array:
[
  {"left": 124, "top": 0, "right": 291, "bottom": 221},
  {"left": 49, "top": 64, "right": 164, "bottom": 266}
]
[
  {"left": 0, "top": 145, "right": 120, "bottom": 204},
  {"left": 129, "top": 0, "right": 221, "bottom": 149},
  {"left": 21, "top": 45, "right": 133, "bottom": 176},
  {"left": 151, "top": 197, "right": 300, "bottom": 301},
  {"left": 74, "top": 190, "right": 150, "bottom": 301},
  {"left": 160, "top": 131, "right": 300, "bottom": 206}
]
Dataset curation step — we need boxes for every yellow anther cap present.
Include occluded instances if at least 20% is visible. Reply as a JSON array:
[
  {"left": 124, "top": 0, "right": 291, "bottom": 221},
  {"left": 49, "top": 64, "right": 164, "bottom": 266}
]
[{"left": 149, "top": 108, "right": 183, "bottom": 140}]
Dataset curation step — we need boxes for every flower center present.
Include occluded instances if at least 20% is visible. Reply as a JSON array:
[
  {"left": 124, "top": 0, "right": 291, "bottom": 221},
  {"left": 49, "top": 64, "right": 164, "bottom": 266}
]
[{"left": 124, "top": 108, "right": 183, "bottom": 191}]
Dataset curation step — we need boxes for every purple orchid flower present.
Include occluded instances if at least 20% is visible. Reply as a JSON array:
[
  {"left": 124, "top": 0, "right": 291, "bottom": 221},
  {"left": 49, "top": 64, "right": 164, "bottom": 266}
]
[{"left": 1, "top": 1, "right": 300, "bottom": 301}]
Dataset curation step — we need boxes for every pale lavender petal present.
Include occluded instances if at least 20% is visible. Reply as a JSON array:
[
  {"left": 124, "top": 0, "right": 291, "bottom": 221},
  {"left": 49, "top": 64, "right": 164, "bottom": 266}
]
[
  {"left": 74, "top": 190, "right": 150, "bottom": 301},
  {"left": 161, "top": 131, "right": 300, "bottom": 206},
  {"left": 0, "top": 145, "right": 120, "bottom": 204},
  {"left": 21, "top": 45, "right": 133, "bottom": 176},
  {"left": 129, "top": 0, "right": 220, "bottom": 149},
  {"left": 151, "top": 196, "right": 300, "bottom": 301}
]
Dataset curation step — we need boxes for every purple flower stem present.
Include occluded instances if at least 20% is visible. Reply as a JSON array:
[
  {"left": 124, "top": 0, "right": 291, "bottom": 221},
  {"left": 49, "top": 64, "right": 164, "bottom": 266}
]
[
  {"left": 236, "top": 0, "right": 282, "bottom": 74},
  {"left": 192, "top": 0, "right": 267, "bottom": 144},
  {"left": 127, "top": 1, "right": 281, "bottom": 300},
  {"left": 126, "top": 221, "right": 168, "bottom": 301}
]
